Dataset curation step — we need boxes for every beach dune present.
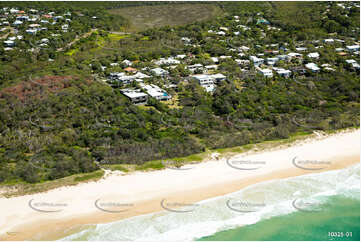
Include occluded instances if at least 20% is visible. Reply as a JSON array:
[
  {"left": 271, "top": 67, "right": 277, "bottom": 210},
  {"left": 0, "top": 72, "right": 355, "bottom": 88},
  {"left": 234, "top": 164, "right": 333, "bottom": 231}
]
[{"left": 0, "top": 129, "right": 359, "bottom": 241}]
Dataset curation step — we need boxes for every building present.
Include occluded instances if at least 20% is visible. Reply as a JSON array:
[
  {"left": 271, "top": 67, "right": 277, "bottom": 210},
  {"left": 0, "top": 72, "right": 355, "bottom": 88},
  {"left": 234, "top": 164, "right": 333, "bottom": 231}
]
[
  {"left": 307, "top": 52, "right": 320, "bottom": 59},
  {"left": 273, "top": 67, "right": 291, "bottom": 78},
  {"left": 140, "top": 84, "right": 171, "bottom": 101},
  {"left": 192, "top": 74, "right": 215, "bottom": 92},
  {"left": 154, "top": 57, "right": 180, "bottom": 66},
  {"left": 3, "top": 40, "right": 14, "bottom": 47},
  {"left": 151, "top": 67, "right": 169, "bottom": 76},
  {"left": 121, "top": 89, "right": 148, "bottom": 104},
  {"left": 250, "top": 56, "right": 264, "bottom": 66},
  {"left": 187, "top": 64, "right": 203, "bottom": 73},
  {"left": 211, "top": 73, "right": 226, "bottom": 83},
  {"left": 257, "top": 67, "right": 273, "bottom": 78},
  {"left": 346, "top": 45, "right": 360, "bottom": 52},
  {"left": 266, "top": 57, "right": 278, "bottom": 65},
  {"left": 305, "top": 63, "right": 320, "bottom": 72}
]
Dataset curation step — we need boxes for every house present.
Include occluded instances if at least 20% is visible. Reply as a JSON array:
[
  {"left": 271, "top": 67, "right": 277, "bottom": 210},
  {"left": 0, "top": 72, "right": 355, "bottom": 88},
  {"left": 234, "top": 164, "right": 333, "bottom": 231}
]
[
  {"left": 140, "top": 84, "right": 171, "bottom": 101},
  {"left": 151, "top": 67, "right": 169, "bottom": 76},
  {"left": 250, "top": 56, "right": 264, "bottom": 66},
  {"left": 239, "top": 46, "right": 250, "bottom": 52},
  {"left": 13, "top": 20, "right": 23, "bottom": 25},
  {"left": 235, "top": 59, "right": 250, "bottom": 66},
  {"left": 287, "top": 52, "right": 302, "bottom": 60},
  {"left": 3, "top": 40, "right": 14, "bottom": 47},
  {"left": 192, "top": 74, "right": 216, "bottom": 92},
  {"left": 257, "top": 67, "right": 273, "bottom": 78},
  {"left": 295, "top": 47, "right": 307, "bottom": 52},
  {"left": 307, "top": 52, "right": 320, "bottom": 59},
  {"left": 273, "top": 67, "right": 291, "bottom": 78},
  {"left": 122, "top": 59, "right": 132, "bottom": 67},
  {"left": 276, "top": 55, "right": 288, "bottom": 61},
  {"left": 205, "top": 65, "right": 218, "bottom": 71},
  {"left": 154, "top": 57, "right": 180, "bottom": 65},
  {"left": 256, "top": 18, "right": 270, "bottom": 24},
  {"left": 176, "top": 54, "right": 186, "bottom": 59},
  {"left": 346, "top": 45, "right": 360, "bottom": 52},
  {"left": 26, "top": 29, "right": 37, "bottom": 34},
  {"left": 211, "top": 73, "right": 226, "bottom": 83},
  {"left": 211, "top": 57, "right": 219, "bottom": 63},
  {"left": 187, "top": 64, "right": 203, "bottom": 73},
  {"left": 291, "top": 66, "right": 307, "bottom": 75},
  {"left": 266, "top": 57, "right": 278, "bottom": 65},
  {"left": 181, "top": 37, "right": 191, "bottom": 44},
  {"left": 124, "top": 67, "right": 137, "bottom": 73},
  {"left": 133, "top": 72, "right": 150, "bottom": 79},
  {"left": 323, "top": 39, "right": 334, "bottom": 43},
  {"left": 121, "top": 88, "right": 148, "bottom": 104},
  {"left": 305, "top": 63, "right": 320, "bottom": 72},
  {"left": 345, "top": 59, "right": 360, "bottom": 70},
  {"left": 237, "top": 25, "right": 250, "bottom": 31}
]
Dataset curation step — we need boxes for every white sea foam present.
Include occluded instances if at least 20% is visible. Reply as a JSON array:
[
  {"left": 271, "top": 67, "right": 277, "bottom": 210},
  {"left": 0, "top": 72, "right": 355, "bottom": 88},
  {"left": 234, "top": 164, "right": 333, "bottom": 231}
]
[{"left": 61, "top": 163, "right": 360, "bottom": 241}]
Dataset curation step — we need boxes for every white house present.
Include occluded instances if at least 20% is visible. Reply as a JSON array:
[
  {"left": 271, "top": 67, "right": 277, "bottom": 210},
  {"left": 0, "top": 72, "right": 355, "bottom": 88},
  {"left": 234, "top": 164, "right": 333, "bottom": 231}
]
[
  {"left": 273, "top": 67, "right": 291, "bottom": 78},
  {"left": 187, "top": 64, "right": 203, "bottom": 73},
  {"left": 151, "top": 67, "right": 169, "bottom": 76},
  {"left": 3, "top": 40, "right": 14, "bottom": 47},
  {"left": 305, "top": 63, "right": 320, "bottom": 72},
  {"left": 192, "top": 74, "right": 216, "bottom": 92},
  {"left": 154, "top": 57, "right": 180, "bottom": 65},
  {"left": 295, "top": 47, "right": 307, "bottom": 52},
  {"left": 121, "top": 88, "right": 148, "bottom": 104},
  {"left": 250, "top": 56, "right": 264, "bottom": 66},
  {"left": 211, "top": 57, "right": 219, "bottom": 63},
  {"left": 257, "top": 67, "right": 273, "bottom": 78},
  {"left": 287, "top": 52, "right": 303, "bottom": 60},
  {"left": 133, "top": 72, "right": 150, "bottom": 79},
  {"left": 346, "top": 45, "right": 360, "bottom": 52},
  {"left": 140, "top": 83, "right": 171, "bottom": 101},
  {"left": 323, "top": 39, "right": 334, "bottom": 43},
  {"left": 205, "top": 64, "right": 218, "bottom": 71},
  {"left": 176, "top": 54, "right": 186, "bottom": 59},
  {"left": 211, "top": 73, "right": 226, "bottom": 83},
  {"left": 266, "top": 57, "right": 278, "bottom": 65},
  {"left": 307, "top": 52, "right": 320, "bottom": 59},
  {"left": 13, "top": 20, "right": 23, "bottom": 25},
  {"left": 26, "top": 29, "right": 37, "bottom": 34}
]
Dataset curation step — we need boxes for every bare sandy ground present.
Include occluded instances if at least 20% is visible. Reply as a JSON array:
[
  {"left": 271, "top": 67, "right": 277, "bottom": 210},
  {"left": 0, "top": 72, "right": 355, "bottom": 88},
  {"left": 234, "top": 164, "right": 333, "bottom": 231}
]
[{"left": 0, "top": 129, "right": 359, "bottom": 241}]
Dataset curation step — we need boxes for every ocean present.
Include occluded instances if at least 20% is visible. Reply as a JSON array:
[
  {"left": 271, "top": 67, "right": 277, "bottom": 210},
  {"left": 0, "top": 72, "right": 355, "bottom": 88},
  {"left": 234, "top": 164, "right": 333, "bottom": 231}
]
[{"left": 60, "top": 163, "right": 360, "bottom": 241}]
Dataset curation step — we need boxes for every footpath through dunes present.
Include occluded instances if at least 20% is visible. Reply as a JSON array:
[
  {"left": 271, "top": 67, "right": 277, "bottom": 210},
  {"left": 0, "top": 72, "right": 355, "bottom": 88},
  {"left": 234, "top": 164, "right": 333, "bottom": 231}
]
[
  {"left": 0, "top": 129, "right": 359, "bottom": 241},
  {"left": 108, "top": 3, "right": 224, "bottom": 32}
]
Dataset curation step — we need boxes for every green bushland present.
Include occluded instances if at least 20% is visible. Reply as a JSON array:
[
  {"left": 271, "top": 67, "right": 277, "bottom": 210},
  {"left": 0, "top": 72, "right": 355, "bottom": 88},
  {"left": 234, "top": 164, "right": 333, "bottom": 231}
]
[{"left": 0, "top": 1, "right": 359, "bottom": 186}]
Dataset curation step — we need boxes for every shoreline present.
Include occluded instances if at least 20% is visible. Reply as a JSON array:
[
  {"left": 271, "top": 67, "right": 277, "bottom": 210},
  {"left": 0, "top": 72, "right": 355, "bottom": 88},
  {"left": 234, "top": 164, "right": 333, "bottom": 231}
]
[{"left": 0, "top": 129, "right": 359, "bottom": 241}]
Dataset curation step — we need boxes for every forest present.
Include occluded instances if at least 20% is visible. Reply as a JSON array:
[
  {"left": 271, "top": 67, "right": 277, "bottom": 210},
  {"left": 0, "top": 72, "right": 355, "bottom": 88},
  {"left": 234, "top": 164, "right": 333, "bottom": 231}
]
[{"left": 0, "top": 1, "right": 359, "bottom": 184}]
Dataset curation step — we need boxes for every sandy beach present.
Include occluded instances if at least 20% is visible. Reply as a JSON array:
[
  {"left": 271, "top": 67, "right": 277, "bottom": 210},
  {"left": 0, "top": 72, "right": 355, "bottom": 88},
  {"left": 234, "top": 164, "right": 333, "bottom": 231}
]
[{"left": 0, "top": 129, "right": 359, "bottom": 241}]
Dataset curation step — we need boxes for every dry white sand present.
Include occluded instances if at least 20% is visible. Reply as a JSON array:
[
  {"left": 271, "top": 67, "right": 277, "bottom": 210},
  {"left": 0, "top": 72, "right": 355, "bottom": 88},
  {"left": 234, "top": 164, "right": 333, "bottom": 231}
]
[{"left": 0, "top": 129, "right": 359, "bottom": 241}]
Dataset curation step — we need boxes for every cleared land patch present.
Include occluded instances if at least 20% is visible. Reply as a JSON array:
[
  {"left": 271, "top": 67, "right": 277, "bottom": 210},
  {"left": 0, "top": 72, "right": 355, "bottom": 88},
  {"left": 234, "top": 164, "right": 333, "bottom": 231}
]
[{"left": 108, "top": 3, "right": 224, "bottom": 32}]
